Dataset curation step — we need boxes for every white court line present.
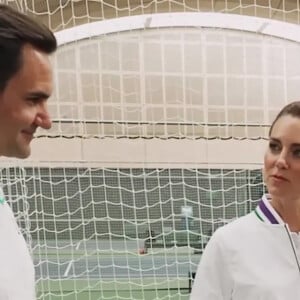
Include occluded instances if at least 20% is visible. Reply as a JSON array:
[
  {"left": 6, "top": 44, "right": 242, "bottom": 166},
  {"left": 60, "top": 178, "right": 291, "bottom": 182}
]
[{"left": 63, "top": 241, "right": 81, "bottom": 277}]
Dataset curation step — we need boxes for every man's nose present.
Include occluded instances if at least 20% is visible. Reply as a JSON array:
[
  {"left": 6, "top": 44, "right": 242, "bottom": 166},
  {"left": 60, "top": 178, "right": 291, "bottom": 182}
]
[{"left": 35, "top": 104, "right": 52, "bottom": 129}]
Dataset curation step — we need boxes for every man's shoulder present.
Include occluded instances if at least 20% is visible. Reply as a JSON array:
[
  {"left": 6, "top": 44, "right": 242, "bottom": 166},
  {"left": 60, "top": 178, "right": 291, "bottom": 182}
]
[{"left": 0, "top": 187, "right": 5, "bottom": 205}]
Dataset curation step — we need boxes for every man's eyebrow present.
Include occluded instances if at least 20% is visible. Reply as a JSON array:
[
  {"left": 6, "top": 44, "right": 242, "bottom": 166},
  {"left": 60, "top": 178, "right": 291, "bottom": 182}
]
[{"left": 26, "top": 91, "right": 50, "bottom": 100}]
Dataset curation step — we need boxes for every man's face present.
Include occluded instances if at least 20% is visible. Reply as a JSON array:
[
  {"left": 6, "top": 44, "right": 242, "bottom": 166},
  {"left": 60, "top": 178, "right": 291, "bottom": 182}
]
[{"left": 0, "top": 44, "right": 53, "bottom": 158}]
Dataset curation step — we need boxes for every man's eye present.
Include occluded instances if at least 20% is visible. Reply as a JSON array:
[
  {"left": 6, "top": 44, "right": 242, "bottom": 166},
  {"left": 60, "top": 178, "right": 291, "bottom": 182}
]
[
  {"left": 26, "top": 97, "right": 41, "bottom": 105},
  {"left": 26, "top": 97, "right": 39, "bottom": 102}
]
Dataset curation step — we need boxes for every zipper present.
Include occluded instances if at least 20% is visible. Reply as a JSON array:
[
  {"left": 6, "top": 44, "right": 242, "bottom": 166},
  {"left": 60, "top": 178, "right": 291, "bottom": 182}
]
[{"left": 284, "top": 224, "right": 300, "bottom": 274}]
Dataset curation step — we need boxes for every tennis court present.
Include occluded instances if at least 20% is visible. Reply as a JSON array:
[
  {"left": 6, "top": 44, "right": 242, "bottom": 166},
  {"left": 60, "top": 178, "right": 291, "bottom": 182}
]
[
  {"left": 2, "top": 0, "right": 300, "bottom": 299},
  {"left": 34, "top": 240, "right": 200, "bottom": 299}
]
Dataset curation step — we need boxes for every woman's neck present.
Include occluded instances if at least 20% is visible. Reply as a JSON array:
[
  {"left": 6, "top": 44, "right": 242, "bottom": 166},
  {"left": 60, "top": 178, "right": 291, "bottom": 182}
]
[{"left": 271, "top": 196, "right": 300, "bottom": 232}]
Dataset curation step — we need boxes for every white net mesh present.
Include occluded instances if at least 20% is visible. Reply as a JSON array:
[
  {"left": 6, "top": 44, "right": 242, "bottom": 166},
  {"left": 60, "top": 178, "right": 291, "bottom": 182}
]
[
  {"left": 5, "top": 0, "right": 300, "bottom": 30},
  {"left": 1, "top": 0, "right": 299, "bottom": 299}
]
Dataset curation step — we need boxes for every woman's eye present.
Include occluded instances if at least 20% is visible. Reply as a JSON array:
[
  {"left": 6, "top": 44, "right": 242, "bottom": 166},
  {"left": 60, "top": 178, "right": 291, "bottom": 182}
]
[
  {"left": 293, "top": 149, "right": 300, "bottom": 158},
  {"left": 269, "top": 142, "right": 280, "bottom": 152}
]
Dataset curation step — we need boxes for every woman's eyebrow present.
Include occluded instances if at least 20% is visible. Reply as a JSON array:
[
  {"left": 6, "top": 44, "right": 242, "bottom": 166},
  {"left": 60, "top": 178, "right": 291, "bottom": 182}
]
[
  {"left": 291, "top": 143, "right": 300, "bottom": 147},
  {"left": 269, "top": 137, "right": 300, "bottom": 147},
  {"left": 269, "top": 137, "right": 280, "bottom": 142}
]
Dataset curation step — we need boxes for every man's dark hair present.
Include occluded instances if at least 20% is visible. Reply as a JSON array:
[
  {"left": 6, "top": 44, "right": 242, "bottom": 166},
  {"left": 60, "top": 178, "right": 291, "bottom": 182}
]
[
  {"left": 0, "top": 4, "right": 57, "bottom": 91},
  {"left": 269, "top": 101, "right": 300, "bottom": 136}
]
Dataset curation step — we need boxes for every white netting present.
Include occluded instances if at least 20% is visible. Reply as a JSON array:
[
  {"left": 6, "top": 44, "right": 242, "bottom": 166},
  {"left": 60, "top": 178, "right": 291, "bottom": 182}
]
[
  {"left": 5, "top": 0, "right": 300, "bottom": 30},
  {"left": 0, "top": 1, "right": 299, "bottom": 299}
]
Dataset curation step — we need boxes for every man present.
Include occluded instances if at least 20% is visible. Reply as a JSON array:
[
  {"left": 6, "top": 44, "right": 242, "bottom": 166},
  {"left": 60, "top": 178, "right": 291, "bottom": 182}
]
[{"left": 0, "top": 4, "right": 57, "bottom": 299}]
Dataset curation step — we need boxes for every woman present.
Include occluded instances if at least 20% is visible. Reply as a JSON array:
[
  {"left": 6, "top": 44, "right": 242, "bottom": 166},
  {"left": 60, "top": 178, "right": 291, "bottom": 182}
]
[{"left": 190, "top": 101, "right": 300, "bottom": 299}]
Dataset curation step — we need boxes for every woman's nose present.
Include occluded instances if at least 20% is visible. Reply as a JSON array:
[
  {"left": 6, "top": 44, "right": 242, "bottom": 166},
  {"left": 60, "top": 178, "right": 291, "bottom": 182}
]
[{"left": 275, "top": 151, "right": 289, "bottom": 169}]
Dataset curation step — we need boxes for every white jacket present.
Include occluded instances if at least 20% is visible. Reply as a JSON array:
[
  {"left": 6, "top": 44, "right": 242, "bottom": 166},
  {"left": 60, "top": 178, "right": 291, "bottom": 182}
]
[
  {"left": 190, "top": 194, "right": 300, "bottom": 300},
  {"left": 0, "top": 188, "right": 35, "bottom": 300}
]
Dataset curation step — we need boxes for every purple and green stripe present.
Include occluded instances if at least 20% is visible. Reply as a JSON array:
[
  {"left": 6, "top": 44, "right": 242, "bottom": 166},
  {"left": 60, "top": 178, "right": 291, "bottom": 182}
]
[{"left": 254, "top": 196, "right": 281, "bottom": 224}]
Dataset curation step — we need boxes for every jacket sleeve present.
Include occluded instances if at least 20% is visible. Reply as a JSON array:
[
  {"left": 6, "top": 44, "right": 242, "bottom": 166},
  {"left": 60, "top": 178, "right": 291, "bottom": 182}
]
[{"left": 190, "top": 230, "right": 233, "bottom": 300}]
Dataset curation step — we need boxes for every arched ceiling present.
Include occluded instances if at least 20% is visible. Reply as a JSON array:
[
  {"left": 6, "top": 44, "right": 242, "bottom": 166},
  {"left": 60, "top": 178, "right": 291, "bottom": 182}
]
[{"left": 4, "top": 0, "right": 300, "bottom": 31}]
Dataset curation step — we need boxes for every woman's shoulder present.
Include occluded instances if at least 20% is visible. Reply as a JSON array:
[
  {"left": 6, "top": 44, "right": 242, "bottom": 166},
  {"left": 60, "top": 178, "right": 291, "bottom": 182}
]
[{"left": 212, "top": 212, "right": 259, "bottom": 243}]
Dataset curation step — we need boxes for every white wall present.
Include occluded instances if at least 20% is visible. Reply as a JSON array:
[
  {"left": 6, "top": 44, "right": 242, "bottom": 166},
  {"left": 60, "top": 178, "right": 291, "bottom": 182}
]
[{"left": 3, "top": 138, "right": 264, "bottom": 169}]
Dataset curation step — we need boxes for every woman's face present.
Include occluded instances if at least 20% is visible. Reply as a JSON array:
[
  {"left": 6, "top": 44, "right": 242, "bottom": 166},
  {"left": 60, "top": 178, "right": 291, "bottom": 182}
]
[{"left": 264, "top": 114, "right": 300, "bottom": 200}]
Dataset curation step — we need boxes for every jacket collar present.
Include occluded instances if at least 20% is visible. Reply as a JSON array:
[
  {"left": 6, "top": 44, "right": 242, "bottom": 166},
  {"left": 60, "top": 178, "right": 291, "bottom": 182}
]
[{"left": 254, "top": 194, "right": 284, "bottom": 224}]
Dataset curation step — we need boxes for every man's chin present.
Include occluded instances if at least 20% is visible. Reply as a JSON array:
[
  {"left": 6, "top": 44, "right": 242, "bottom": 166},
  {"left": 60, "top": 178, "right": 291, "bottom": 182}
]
[
  {"left": 17, "top": 149, "right": 31, "bottom": 159},
  {"left": 6, "top": 147, "right": 31, "bottom": 159},
  {"left": 17, "top": 153, "right": 31, "bottom": 159}
]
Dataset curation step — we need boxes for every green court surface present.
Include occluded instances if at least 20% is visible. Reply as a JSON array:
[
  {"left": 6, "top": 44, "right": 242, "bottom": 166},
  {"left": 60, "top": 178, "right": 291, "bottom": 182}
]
[
  {"left": 34, "top": 240, "right": 199, "bottom": 299},
  {"left": 37, "top": 278, "right": 191, "bottom": 299},
  {"left": 38, "top": 289, "right": 190, "bottom": 300}
]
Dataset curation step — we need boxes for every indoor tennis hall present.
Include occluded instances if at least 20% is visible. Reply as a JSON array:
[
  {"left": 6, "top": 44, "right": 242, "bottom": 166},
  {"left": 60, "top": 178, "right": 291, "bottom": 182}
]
[{"left": 2, "top": 0, "right": 300, "bottom": 299}]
